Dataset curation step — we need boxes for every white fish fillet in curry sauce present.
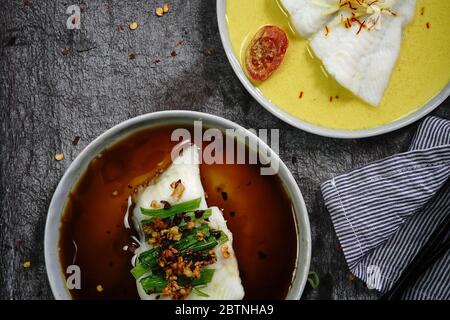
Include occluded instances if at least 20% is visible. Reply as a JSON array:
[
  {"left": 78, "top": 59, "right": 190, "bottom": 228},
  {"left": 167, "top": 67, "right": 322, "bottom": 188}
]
[
  {"left": 131, "top": 146, "right": 244, "bottom": 300},
  {"left": 281, "top": 0, "right": 416, "bottom": 106}
]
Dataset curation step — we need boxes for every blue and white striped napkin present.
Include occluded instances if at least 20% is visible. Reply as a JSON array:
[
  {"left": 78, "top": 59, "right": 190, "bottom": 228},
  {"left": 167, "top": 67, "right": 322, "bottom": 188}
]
[{"left": 321, "top": 117, "right": 450, "bottom": 300}]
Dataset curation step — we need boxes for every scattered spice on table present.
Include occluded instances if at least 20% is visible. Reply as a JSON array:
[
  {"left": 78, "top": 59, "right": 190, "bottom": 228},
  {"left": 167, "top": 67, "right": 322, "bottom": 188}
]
[
  {"left": 155, "top": 7, "right": 164, "bottom": 17},
  {"left": 299, "top": 91, "right": 304, "bottom": 99},
  {"left": 426, "top": 22, "right": 431, "bottom": 29},
  {"left": 62, "top": 48, "right": 69, "bottom": 56},
  {"left": 129, "top": 52, "right": 136, "bottom": 60},
  {"left": 170, "top": 50, "right": 177, "bottom": 57},
  {"left": 55, "top": 153, "right": 64, "bottom": 161},
  {"left": 203, "top": 48, "right": 214, "bottom": 56},
  {"left": 72, "top": 136, "right": 80, "bottom": 145},
  {"left": 347, "top": 272, "right": 356, "bottom": 281},
  {"left": 129, "top": 21, "right": 138, "bottom": 30},
  {"left": 163, "top": 3, "right": 169, "bottom": 13}
]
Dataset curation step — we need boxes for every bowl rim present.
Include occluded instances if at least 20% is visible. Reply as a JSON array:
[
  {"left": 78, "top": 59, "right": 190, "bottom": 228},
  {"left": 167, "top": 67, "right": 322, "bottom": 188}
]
[
  {"left": 44, "top": 110, "right": 312, "bottom": 300},
  {"left": 216, "top": 0, "right": 450, "bottom": 139}
]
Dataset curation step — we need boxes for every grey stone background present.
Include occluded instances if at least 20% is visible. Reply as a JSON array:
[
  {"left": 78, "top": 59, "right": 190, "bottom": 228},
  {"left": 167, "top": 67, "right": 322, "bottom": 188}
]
[{"left": 0, "top": 0, "right": 448, "bottom": 300}]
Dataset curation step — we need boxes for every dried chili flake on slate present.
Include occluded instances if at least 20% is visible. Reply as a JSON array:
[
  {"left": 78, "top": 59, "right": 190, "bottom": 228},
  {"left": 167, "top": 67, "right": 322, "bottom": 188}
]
[
  {"left": 129, "top": 21, "right": 138, "bottom": 30},
  {"left": 72, "top": 136, "right": 80, "bottom": 145},
  {"left": 55, "top": 153, "right": 64, "bottom": 161},
  {"left": 62, "top": 48, "right": 69, "bottom": 56},
  {"left": 171, "top": 50, "right": 177, "bottom": 57},
  {"left": 203, "top": 48, "right": 213, "bottom": 56},
  {"left": 129, "top": 52, "right": 136, "bottom": 60},
  {"left": 155, "top": 7, "right": 164, "bottom": 17}
]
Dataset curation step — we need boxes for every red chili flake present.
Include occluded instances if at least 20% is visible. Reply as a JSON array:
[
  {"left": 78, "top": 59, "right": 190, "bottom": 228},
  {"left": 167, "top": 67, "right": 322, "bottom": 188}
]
[
  {"left": 335, "top": 95, "right": 339, "bottom": 99},
  {"left": 129, "top": 52, "right": 136, "bottom": 60},
  {"left": 221, "top": 191, "right": 228, "bottom": 201},
  {"left": 72, "top": 17, "right": 77, "bottom": 25},
  {"left": 72, "top": 136, "right": 80, "bottom": 145},
  {"left": 299, "top": 91, "right": 304, "bottom": 99},
  {"left": 329, "top": 96, "right": 333, "bottom": 102},
  {"left": 420, "top": 7, "right": 425, "bottom": 16},
  {"left": 62, "top": 48, "right": 69, "bottom": 56},
  {"left": 153, "top": 59, "right": 161, "bottom": 64},
  {"left": 170, "top": 50, "right": 177, "bottom": 57},
  {"left": 426, "top": 22, "right": 431, "bottom": 29}
]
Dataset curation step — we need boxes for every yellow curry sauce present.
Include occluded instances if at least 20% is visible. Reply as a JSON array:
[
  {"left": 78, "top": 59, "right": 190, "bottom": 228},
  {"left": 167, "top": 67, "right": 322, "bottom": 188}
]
[{"left": 226, "top": 0, "right": 450, "bottom": 130}]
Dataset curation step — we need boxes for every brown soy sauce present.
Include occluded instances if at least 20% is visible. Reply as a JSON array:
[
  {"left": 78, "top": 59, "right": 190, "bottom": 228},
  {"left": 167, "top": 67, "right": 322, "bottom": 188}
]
[{"left": 59, "top": 125, "right": 298, "bottom": 300}]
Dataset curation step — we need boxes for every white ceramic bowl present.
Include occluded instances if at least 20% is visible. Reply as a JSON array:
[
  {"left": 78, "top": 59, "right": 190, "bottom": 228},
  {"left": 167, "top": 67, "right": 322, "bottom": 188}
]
[
  {"left": 45, "top": 111, "right": 311, "bottom": 300},
  {"left": 217, "top": 0, "right": 450, "bottom": 139}
]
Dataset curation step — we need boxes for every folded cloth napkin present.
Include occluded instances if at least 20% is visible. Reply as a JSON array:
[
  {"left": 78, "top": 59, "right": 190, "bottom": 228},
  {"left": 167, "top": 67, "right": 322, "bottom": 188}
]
[{"left": 321, "top": 117, "right": 450, "bottom": 300}]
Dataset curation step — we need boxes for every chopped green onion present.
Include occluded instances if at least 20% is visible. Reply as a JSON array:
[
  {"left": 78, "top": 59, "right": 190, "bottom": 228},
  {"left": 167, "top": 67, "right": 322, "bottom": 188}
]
[
  {"left": 176, "top": 225, "right": 210, "bottom": 251},
  {"left": 190, "top": 238, "right": 218, "bottom": 253},
  {"left": 139, "top": 247, "right": 160, "bottom": 268},
  {"left": 307, "top": 271, "right": 320, "bottom": 289},
  {"left": 179, "top": 209, "right": 212, "bottom": 225},
  {"left": 215, "top": 230, "right": 229, "bottom": 245},
  {"left": 141, "top": 208, "right": 212, "bottom": 228},
  {"left": 131, "top": 248, "right": 161, "bottom": 279},
  {"left": 193, "top": 287, "right": 210, "bottom": 297},
  {"left": 140, "top": 197, "right": 202, "bottom": 218},
  {"left": 140, "top": 274, "right": 168, "bottom": 294},
  {"left": 131, "top": 262, "right": 149, "bottom": 279},
  {"left": 191, "top": 269, "right": 215, "bottom": 286}
]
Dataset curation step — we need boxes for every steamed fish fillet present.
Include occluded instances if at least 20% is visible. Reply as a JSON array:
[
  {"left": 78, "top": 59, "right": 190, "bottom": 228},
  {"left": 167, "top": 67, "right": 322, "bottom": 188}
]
[
  {"left": 132, "top": 146, "right": 245, "bottom": 300},
  {"left": 281, "top": 0, "right": 337, "bottom": 38},
  {"left": 282, "top": 0, "right": 416, "bottom": 106}
]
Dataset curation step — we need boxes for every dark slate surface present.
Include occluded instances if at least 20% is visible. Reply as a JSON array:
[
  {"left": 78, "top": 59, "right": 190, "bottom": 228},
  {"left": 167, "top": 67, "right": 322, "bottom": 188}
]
[{"left": 0, "top": 0, "right": 448, "bottom": 300}]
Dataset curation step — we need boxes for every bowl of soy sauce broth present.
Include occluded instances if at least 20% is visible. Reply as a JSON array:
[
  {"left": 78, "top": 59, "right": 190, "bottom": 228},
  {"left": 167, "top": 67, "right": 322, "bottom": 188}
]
[{"left": 45, "top": 111, "right": 311, "bottom": 300}]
